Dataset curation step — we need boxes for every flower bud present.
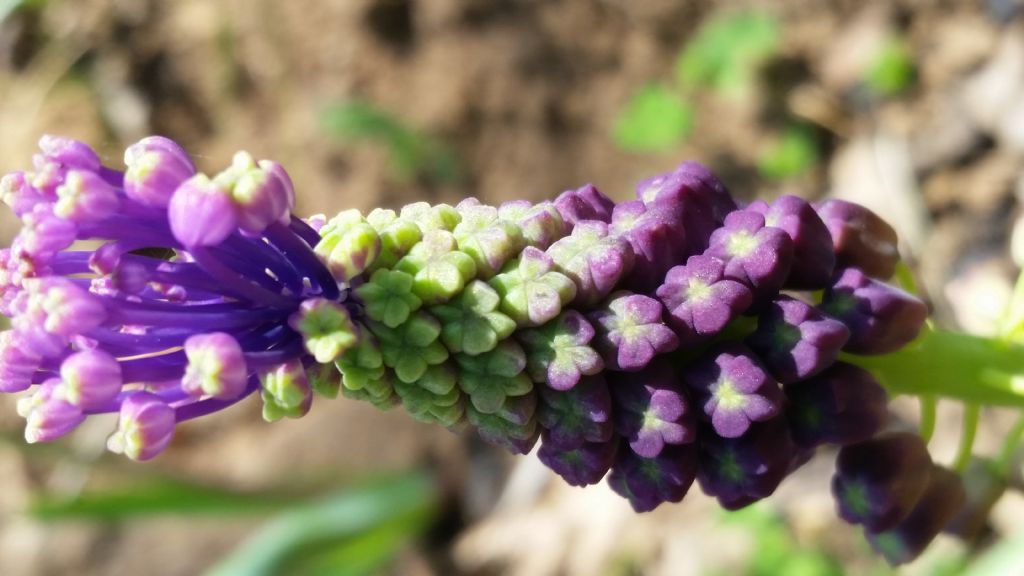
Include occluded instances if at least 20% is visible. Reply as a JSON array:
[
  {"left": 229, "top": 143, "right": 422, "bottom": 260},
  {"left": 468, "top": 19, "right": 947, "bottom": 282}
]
[
  {"left": 182, "top": 332, "right": 248, "bottom": 399},
  {"left": 637, "top": 161, "right": 737, "bottom": 255},
  {"left": 816, "top": 199, "right": 899, "bottom": 279},
  {"left": 22, "top": 378, "right": 85, "bottom": 444},
  {"left": 455, "top": 340, "right": 533, "bottom": 414},
  {"left": 746, "top": 296, "right": 849, "bottom": 384},
  {"left": 518, "top": 310, "right": 603, "bottom": 391},
  {"left": 554, "top": 183, "right": 614, "bottom": 226},
  {"left": 106, "top": 392, "right": 176, "bottom": 461},
  {"left": 453, "top": 204, "right": 525, "bottom": 279},
  {"left": 168, "top": 174, "right": 238, "bottom": 247},
  {"left": 820, "top": 268, "right": 928, "bottom": 355},
  {"left": 124, "top": 136, "right": 196, "bottom": 208},
  {"left": 430, "top": 280, "right": 515, "bottom": 356},
  {"left": 785, "top": 362, "right": 888, "bottom": 448},
  {"left": 538, "top": 436, "right": 617, "bottom": 487},
  {"left": 54, "top": 170, "right": 119, "bottom": 223},
  {"left": 547, "top": 221, "right": 634, "bottom": 307},
  {"left": 589, "top": 292, "right": 678, "bottom": 372},
  {"left": 749, "top": 195, "right": 835, "bottom": 289},
  {"left": 610, "top": 200, "right": 687, "bottom": 292},
  {"left": 683, "top": 343, "right": 783, "bottom": 438},
  {"left": 608, "top": 444, "right": 699, "bottom": 512},
  {"left": 656, "top": 254, "right": 753, "bottom": 346},
  {"left": 705, "top": 209, "right": 794, "bottom": 302},
  {"left": 537, "top": 374, "right": 613, "bottom": 449},
  {"left": 289, "top": 298, "right": 358, "bottom": 364},
  {"left": 260, "top": 360, "right": 312, "bottom": 421},
  {"left": 314, "top": 209, "right": 381, "bottom": 282},
  {"left": 58, "top": 349, "right": 123, "bottom": 409},
  {"left": 610, "top": 359, "right": 695, "bottom": 458},
  {"left": 489, "top": 247, "right": 576, "bottom": 327}
]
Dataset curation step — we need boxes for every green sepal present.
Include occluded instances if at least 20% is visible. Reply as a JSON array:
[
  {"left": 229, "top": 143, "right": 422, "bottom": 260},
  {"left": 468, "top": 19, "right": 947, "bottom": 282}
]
[
  {"left": 394, "top": 230, "right": 477, "bottom": 304},
  {"left": 368, "top": 312, "right": 449, "bottom": 383},
  {"left": 455, "top": 340, "right": 534, "bottom": 414},
  {"left": 354, "top": 268, "right": 423, "bottom": 328},
  {"left": 430, "top": 280, "right": 516, "bottom": 356}
]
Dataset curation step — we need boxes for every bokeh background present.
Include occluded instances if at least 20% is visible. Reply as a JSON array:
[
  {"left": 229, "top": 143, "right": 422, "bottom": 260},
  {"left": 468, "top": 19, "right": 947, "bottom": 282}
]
[{"left": 2, "top": 0, "right": 1024, "bottom": 574}]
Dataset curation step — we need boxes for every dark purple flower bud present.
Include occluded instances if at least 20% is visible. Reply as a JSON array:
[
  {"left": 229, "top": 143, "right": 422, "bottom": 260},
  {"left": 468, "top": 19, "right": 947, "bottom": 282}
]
[
  {"left": 106, "top": 391, "right": 176, "bottom": 461},
  {"left": 182, "top": 332, "right": 248, "bottom": 399},
  {"left": 18, "top": 378, "right": 86, "bottom": 444},
  {"left": 610, "top": 200, "right": 687, "bottom": 292},
  {"left": 816, "top": 199, "right": 900, "bottom": 279},
  {"left": 168, "top": 174, "right": 239, "bottom": 247},
  {"left": 697, "top": 417, "right": 798, "bottom": 510},
  {"left": 124, "top": 136, "right": 197, "bottom": 208},
  {"left": 746, "top": 296, "right": 850, "bottom": 384},
  {"left": 636, "top": 161, "right": 737, "bottom": 255},
  {"left": 537, "top": 374, "right": 613, "bottom": 449},
  {"left": 538, "top": 436, "right": 618, "bottom": 487},
  {"left": 554, "top": 184, "right": 614, "bottom": 226},
  {"left": 748, "top": 195, "right": 835, "bottom": 289},
  {"left": 497, "top": 200, "right": 568, "bottom": 249},
  {"left": 785, "top": 362, "right": 888, "bottom": 448},
  {"left": 705, "top": 209, "right": 794, "bottom": 301},
  {"left": 607, "top": 444, "right": 699, "bottom": 512},
  {"left": 547, "top": 221, "right": 634, "bottom": 307},
  {"left": 820, "top": 268, "right": 928, "bottom": 355},
  {"left": 866, "top": 465, "right": 966, "bottom": 566},
  {"left": 683, "top": 343, "right": 783, "bottom": 438},
  {"left": 656, "top": 255, "right": 752, "bottom": 346},
  {"left": 58, "top": 349, "right": 123, "bottom": 410},
  {"left": 589, "top": 292, "right": 678, "bottom": 372},
  {"left": 610, "top": 359, "right": 695, "bottom": 458},
  {"left": 466, "top": 392, "right": 539, "bottom": 455},
  {"left": 945, "top": 459, "right": 1006, "bottom": 542},
  {"left": 518, "top": 310, "right": 603, "bottom": 391},
  {"left": 832, "top": 431, "right": 933, "bottom": 531}
]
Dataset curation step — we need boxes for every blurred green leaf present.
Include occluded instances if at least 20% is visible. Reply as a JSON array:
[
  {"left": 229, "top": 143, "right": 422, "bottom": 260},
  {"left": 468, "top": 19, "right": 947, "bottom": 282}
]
[
  {"left": 322, "top": 102, "right": 462, "bottom": 184},
  {"left": 963, "top": 529, "right": 1024, "bottom": 576},
  {"left": 719, "top": 505, "right": 842, "bottom": 576},
  {"left": 677, "top": 12, "right": 779, "bottom": 96},
  {"left": 208, "top": 471, "right": 437, "bottom": 576},
  {"left": 757, "top": 125, "right": 818, "bottom": 180},
  {"left": 612, "top": 84, "right": 693, "bottom": 152},
  {"left": 30, "top": 476, "right": 299, "bottom": 521},
  {"left": 864, "top": 38, "right": 915, "bottom": 98},
  {"left": 0, "top": 0, "right": 47, "bottom": 23}
]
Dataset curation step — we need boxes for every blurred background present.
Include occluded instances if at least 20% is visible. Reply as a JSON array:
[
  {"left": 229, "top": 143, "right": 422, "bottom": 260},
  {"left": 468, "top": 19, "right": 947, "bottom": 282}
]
[{"left": 2, "top": 0, "right": 1024, "bottom": 574}]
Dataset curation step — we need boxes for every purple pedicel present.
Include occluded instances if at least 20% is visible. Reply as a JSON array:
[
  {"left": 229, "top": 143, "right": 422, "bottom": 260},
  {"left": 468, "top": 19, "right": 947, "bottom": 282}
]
[
  {"left": 517, "top": 310, "right": 604, "bottom": 391},
  {"left": 609, "top": 358, "right": 695, "bottom": 458},
  {"left": 610, "top": 200, "right": 687, "bottom": 293},
  {"left": 785, "top": 362, "right": 888, "bottom": 448},
  {"left": 553, "top": 183, "right": 615, "bottom": 226},
  {"left": 748, "top": 195, "right": 835, "bottom": 289},
  {"left": 636, "top": 161, "right": 738, "bottom": 256},
  {"left": 589, "top": 292, "right": 678, "bottom": 372},
  {"left": 169, "top": 174, "right": 239, "bottom": 248},
  {"left": 607, "top": 444, "right": 699, "bottom": 512},
  {"left": 682, "top": 343, "right": 783, "bottom": 438},
  {"left": 0, "top": 136, "right": 345, "bottom": 459},
  {"left": 832, "top": 431, "right": 933, "bottom": 532},
  {"left": 656, "top": 254, "right": 752, "bottom": 346},
  {"left": 745, "top": 295, "right": 850, "bottom": 384},
  {"left": 697, "top": 416, "right": 798, "bottom": 510},
  {"left": 58, "top": 349, "right": 123, "bottom": 410},
  {"left": 107, "top": 391, "right": 176, "bottom": 461},
  {"left": 124, "top": 136, "right": 197, "bottom": 208},
  {"left": 538, "top": 436, "right": 618, "bottom": 487},
  {"left": 820, "top": 267, "right": 928, "bottom": 355},
  {"left": 704, "top": 209, "right": 794, "bottom": 301},
  {"left": 547, "top": 220, "right": 635, "bottom": 308},
  {"left": 866, "top": 465, "right": 965, "bottom": 566},
  {"left": 537, "top": 374, "right": 613, "bottom": 449},
  {"left": 816, "top": 199, "right": 900, "bottom": 280}
]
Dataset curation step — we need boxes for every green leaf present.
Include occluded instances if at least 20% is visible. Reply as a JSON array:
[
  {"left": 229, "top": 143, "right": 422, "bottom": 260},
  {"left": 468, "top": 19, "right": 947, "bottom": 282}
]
[
  {"left": 612, "top": 85, "right": 693, "bottom": 152},
  {"left": 677, "top": 12, "right": 779, "bottom": 95},
  {"left": 757, "top": 125, "right": 819, "bottom": 180},
  {"left": 209, "top": 471, "right": 437, "bottom": 576},
  {"left": 865, "top": 38, "right": 915, "bottom": 98}
]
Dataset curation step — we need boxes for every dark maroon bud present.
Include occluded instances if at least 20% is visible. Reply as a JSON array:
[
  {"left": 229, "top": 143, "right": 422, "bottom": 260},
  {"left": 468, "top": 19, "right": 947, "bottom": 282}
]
[
  {"left": 820, "top": 268, "right": 928, "bottom": 355},
  {"left": 607, "top": 443, "right": 699, "bottom": 512},
  {"left": 537, "top": 436, "right": 618, "bottom": 487},
  {"left": 537, "top": 374, "right": 613, "bottom": 449},
  {"left": 746, "top": 296, "right": 850, "bottom": 384},
  {"left": 785, "top": 362, "right": 889, "bottom": 448},
  {"left": 636, "top": 161, "right": 737, "bottom": 256},
  {"left": 748, "top": 195, "right": 835, "bottom": 289}
]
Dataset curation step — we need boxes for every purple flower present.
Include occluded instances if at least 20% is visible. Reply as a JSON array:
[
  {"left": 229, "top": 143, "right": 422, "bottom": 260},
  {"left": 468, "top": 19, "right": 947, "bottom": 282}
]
[
  {"left": 607, "top": 444, "right": 699, "bottom": 512},
  {"left": 683, "top": 343, "right": 783, "bottom": 438},
  {"left": 656, "top": 255, "right": 752, "bottom": 345},
  {"left": 609, "top": 359, "right": 695, "bottom": 458},
  {"left": 785, "top": 362, "right": 888, "bottom": 448},
  {"left": 537, "top": 374, "right": 613, "bottom": 449},
  {"left": 18, "top": 378, "right": 85, "bottom": 444},
  {"left": 537, "top": 437, "right": 618, "bottom": 487},
  {"left": 816, "top": 199, "right": 900, "bottom": 279},
  {"left": 704, "top": 209, "right": 794, "bottom": 301},
  {"left": 609, "top": 200, "right": 687, "bottom": 292},
  {"left": 748, "top": 195, "right": 835, "bottom": 289},
  {"left": 820, "top": 267, "right": 928, "bottom": 355},
  {"left": 589, "top": 292, "right": 678, "bottom": 372},
  {"left": 697, "top": 417, "right": 799, "bottom": 510},
  {"left": 745, "top": 296, "right": 850, "bottom": 384},
  {"left": 636, "top": 161, "right": 737, "bottom": 256},
  {"left": 553, "top": 184, "right": 615, "bottom": 226}
]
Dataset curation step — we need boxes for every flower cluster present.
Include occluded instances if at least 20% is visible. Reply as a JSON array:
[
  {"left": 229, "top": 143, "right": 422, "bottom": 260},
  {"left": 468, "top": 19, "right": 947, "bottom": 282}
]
[{"left": 0, "top": 136, "right": 947, "bottom": 564}]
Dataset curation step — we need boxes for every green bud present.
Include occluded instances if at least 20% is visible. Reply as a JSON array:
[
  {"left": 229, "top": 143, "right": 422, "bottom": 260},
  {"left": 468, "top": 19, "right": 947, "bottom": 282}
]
[
  {"left": 341, "top": 369, "right": 399, "bottom": 410},
  {"left": 455, "top": 340, "right": 533, "bottom": 414},
  {"left": 314, "top": 209, "right": 381, "bottom": 281},
  {"left": 289, "top": 298, "right": 359, "bottom": 364},
  {"left": 308, "top": 362, "right": 342, "bottom": 399},
  {"left": 394, "top": 230, "right": 477, "bottom": 304},
  {"left": 453, "top": 205, "right": 525, "bottom": 278},
  {"left": 489, "top": 246, "right": 576, "bottom": 327},
  {"left": 366, "top": 208, "right": 423, "bottom": 270},
  {"left": 400, "top": 201, "right": 461, "bottom": 233},
  {"left": 336, "top": 328, "right": 386, "bottom": 391},
  {"left": 260, "top": 360, "right": 311, "bottom": 422},
  {"left": 430, "top": 280, "right": 516, "bottom": 356},
  {"left": 394, "top": 363, "right": 465, "bottom": 426},
  {"left": 368, "top": 311, "right": 449, "bottom": 383},
  {"left": 354, "top": 269, "right": 423, "bottom": 328}
]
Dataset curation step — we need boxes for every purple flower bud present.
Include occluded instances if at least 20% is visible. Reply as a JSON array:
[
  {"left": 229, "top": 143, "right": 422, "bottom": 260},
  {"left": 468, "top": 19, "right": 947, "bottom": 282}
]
[
  {"left": 656, "top": 255, "right": 753, "bottom": 346},
  {"left": 746, "top": 296, "right": 850, "bottom": 384},
  {"left": 518, "top": 310, "right": 603, "bottom": 391},
  {"left": 489, "top": 247, "right": 577, "bottom": 328},
  {"left": 38, "top": 135, "right": 101, "bottom": 173},
  {"left": 554, "top": 184, "right": 614, "bottom": 226},
  {"left": 748, "top": 195, "right": 835, "bottom": 289},
  {"left": 22, "top": 276, "right": 106, "bottom": 337},
  {"left": 610, "top": 200, "right": 687, "bottom": 292},
  {"left": 785, "top": 362, "right": 888, "bottom": 448},
  {"left": 53, "top": 170, "right": 119, "bottom": 223},
  {"left": 20, "top": 378, "right": 86, "bottom": 444},
  {"left": 820, "top": 268, "right": 928, "bottom": 355},
  {"left": 607, "top": 444, "right": 699, "bottom": 512},
  {"left": 866, "top": 465, "right": 965, "bottom": 566},
  {"left": 832, "top": 431, "right": 933, "bottom": 531},
  {"left": 58, "top": 349, "right": 123, "bottom": 410},
  {"left": 230, "top": 155, "right": 295, "bottom": 233},
  {"left": 466, "top": 393, "right": 539, "bottom": 455},
  {"left": 697, "top": 417, "right": 798, "bottom": 510},
  {"left": 21, "top": 204, "right": 76, "bottom": 262},
  {"left": 637, "top": 161, "right": 737, "bottom": 255},
  {"left": 538, "top": 436, "right": 618, "bottom": 487},
  {"left": 0, "top": 330, "right": 41, "bottom": 393},
  {"left": 589, "top": 292, "right": 678, "bottom": 372},
  {"left": 705, "top": 209, "right": 794, "bottom": 301},
  {"left": 124, "top": 136, "right": 197, "bottom": 208},
  {"left": 106, "top": 391, "right": 176, "bottom": 461},
  {"left": 547, "top": 221, "right": 634, "bottom": 307},
  {"left": 537, "top": 374, "right": 613, "bottom": 449},
  {"left": 168, "top": 174, "right": 239, "bottom": 247},
  {"left": 453, "top": 204, "right": 525, "bottom": 279},
  {"left": 610, "top": 359, "right": 695, "bottom": 458},
  {"left": 1, "top": 171, "right": 47, "bottom": 218},
  {"left": 497, "top": 200, "right": 568, "bottom": 249},
  {"left": 182, "top": 332, "right": 248, "bottom": 399},
  {"left": 683, "top": 343, "right": 783, "bottom": 438},
  {"left": 816, "top": 199, "right": 900, "bottom": 279}
]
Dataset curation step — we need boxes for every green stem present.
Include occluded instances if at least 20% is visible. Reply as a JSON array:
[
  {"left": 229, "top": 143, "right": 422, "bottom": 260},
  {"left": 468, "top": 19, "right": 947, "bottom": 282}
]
[
  {"left": 954, "top": 405, "right": 980, "bottom": 472},
  {"left": 918, "top": 396, "right": 936, "bottom": 443},
  {"left": 994, "top": 412, "right": 1024, "bottom": 477},
  {"left": 842, "top": 327, "right": 1024, "bottom": 408}
]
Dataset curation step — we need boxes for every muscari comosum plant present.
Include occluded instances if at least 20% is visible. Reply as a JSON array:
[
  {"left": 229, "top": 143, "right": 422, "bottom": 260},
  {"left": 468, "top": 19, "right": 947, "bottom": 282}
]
[{"left": 2, "top": 135, "right": 1023, "bottom": 566}]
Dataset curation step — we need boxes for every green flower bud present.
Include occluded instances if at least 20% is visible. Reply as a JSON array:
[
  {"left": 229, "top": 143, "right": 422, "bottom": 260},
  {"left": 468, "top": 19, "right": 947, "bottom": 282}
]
[
  {"left": 394, "top": 362, "right": 465, "bottom": 426},
  {"left": 288, "top": 298, "right": 359, "bottom": 364},
  {"left": 430, "top": 280, "right": 516, "bottom": 356},
  {"left": 308, "top": 362, "right": 342, "bottom": 399},
  {"left": 366, "top": 208, "right": 423, "bottom": 270},
  {"left": 400, "top": 201, "right": 461, "bottom": 232},
  {"left": 354, "top": 269, "right": 423, "bottom": 328},
  {"left": 368, "top": 311, "right": 449, "bottom": 383},
  {"left": 394, "top": 230, "right": 477, "bottom": 304},
  {"left": 314, "top": 209, "right": 381, "bottom": 282},
  {"left": 260, "top": 360, "right": 312, "bottom": 422},
  {"left": 453, "top": 205, "right": 525, "bottom": 278},
  {"left": 336, "top": 328, "right": 386, "bottom": 391},
  {"left": 489, "top": 247, "right": 577, "bottom": 327},
  {"left": 455, "top": 340, "right": 534, "bottom": 414}
]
